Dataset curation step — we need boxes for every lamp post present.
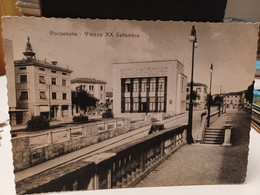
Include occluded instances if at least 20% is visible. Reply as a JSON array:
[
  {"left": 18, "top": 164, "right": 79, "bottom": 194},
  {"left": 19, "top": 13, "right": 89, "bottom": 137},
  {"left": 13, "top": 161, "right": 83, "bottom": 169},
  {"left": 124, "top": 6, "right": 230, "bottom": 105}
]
[
  {"left": 187, "top": 25, "right": 198, "bottom": 144},
  {"left": 207, "top": 64, "right": 213, "bottom": 127}
]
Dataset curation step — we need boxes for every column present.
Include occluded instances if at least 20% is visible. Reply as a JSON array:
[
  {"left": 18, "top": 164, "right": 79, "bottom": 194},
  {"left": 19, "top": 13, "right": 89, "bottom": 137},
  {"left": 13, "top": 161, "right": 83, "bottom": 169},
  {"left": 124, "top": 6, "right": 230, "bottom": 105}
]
[{"left": 57, "top": 105, "right": 62, "bottom": 118}]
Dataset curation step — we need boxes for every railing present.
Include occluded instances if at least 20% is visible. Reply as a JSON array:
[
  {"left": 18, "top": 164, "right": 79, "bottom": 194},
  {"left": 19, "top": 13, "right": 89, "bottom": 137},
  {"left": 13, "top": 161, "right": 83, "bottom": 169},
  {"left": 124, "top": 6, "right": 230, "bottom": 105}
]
[
  {"left": 12, "top": 117, "right": 152, "bottom": 172},
  {"left": 222, "top": 116, "right": 233, "bottom": 147},
  {"left": 195, "top": 109, "right": 225, "bottom": 143},
  {"left": 16, "top": 125, "right": 187, "bottom": 194},
  {"left": 29, "top": 119, "right": 125, "bottom": 148}
]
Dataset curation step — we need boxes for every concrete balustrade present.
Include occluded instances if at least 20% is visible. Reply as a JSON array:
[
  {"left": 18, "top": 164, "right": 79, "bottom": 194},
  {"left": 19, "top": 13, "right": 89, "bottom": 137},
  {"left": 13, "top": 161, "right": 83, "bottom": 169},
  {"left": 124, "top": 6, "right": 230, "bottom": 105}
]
[
  {"left": 222, "top": 117, "right": 233, "bottom": 147},
  {"left": 17, "top": 125, "right": 187, "bottom": 194},
  {"left": 12, "top": 117, "right": 152, "bottom": 172}
]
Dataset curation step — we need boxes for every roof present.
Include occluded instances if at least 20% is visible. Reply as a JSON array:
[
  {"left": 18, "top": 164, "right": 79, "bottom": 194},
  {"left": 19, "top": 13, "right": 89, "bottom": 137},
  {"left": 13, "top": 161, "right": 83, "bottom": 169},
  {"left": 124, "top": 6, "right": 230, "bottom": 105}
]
[
  {"left": 225, "top": 91, "right": 245, "bottom": 96},
  {"left": 187, "top": 82, "right": 207, "bottom": 87},
  {"left": 14, "top": 59, "right": 73, "bottom": 73},
  {"left": 71, "top": 78, "right": 107, "bottom": 85},
  {"left": 113, "top": 59, "right": 184, "bottom": 67}
]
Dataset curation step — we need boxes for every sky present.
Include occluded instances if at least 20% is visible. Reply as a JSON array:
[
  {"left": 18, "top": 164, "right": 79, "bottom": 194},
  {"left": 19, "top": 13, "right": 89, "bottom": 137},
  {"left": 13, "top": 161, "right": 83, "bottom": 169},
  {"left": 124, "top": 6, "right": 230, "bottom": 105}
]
[{"left": 2, "top": 17, "right": 259, "bottom": 94}]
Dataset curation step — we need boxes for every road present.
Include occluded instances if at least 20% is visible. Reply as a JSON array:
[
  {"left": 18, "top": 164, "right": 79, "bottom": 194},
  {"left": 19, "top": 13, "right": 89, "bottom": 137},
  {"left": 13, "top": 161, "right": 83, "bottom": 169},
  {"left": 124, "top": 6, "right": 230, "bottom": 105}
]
[{"left": 15, "top": 111, "right": 206, "bottom": 182}]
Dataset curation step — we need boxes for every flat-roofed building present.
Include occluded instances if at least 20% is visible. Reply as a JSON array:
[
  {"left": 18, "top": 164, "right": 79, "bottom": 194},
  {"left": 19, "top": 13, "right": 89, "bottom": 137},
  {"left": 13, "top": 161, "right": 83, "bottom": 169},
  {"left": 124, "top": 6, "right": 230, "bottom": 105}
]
[
  {"left": 112, "top": 60, "right": 187, "bottom": 117},
  {"left": 13, "top": 37, "right": 73, "bottom": 124}
]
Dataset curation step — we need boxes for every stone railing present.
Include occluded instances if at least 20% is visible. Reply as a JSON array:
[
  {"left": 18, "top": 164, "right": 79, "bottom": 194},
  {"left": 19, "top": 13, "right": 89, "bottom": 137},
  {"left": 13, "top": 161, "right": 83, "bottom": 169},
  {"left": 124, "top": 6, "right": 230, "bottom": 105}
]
[
  {"left": 222, "top": 116, "right": 233, "bottom": 147},
  {"left": 195, "top": 110, "right": 221, "bottom": 143},
  {"left": 12, "top": 117, "right": 152, "bottom": 172},
  {"left": 16, "top": 125, "right": 187, "bottom": 195}
]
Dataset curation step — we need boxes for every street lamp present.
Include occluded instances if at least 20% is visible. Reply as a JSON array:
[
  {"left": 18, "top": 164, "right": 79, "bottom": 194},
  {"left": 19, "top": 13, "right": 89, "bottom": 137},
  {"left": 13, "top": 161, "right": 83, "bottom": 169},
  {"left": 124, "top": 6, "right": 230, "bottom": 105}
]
[
  {"left": 187, "top": 25, "right": 198, "bottom": 144},
  {"left": 207, "top": 64, "right": 213, "bottom": 127}
]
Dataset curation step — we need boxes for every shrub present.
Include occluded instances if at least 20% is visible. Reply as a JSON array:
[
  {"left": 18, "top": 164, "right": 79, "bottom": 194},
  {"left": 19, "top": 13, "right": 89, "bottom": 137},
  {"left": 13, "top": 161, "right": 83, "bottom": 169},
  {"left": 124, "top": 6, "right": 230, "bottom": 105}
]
[
  {"left": 27, "top": 116, "right": 50, "bottom": 131},
  {"left": 73, "top": 115, "right": 89, "bottom": 123},
  {"left": 102, "top": 109, "right": 114, "bottom": 118}
]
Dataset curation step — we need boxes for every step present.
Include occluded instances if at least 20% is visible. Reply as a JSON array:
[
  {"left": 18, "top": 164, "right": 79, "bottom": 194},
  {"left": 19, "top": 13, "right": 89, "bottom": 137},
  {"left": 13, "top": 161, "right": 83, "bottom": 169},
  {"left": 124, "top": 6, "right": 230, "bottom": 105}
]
[
  {"left": 204, "top": 132, "right": 225, "bottom": 136},
  {"left": 203, "top": 140, "right": 223, "bottom": 144},
  {"left": 204, "top": 137, "right": 224, "bottom": 141},
  {"left": 204, "top": 136, "right": 224, "bottom": 140},
  {"left": 206, "top": 129, "right": 225, "bottom": 132}
]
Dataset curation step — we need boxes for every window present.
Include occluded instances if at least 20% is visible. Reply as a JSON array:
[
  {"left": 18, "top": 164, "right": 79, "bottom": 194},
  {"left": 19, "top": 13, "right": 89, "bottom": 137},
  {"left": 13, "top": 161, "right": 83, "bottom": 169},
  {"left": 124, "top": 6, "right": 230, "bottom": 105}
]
[
  {"left": 133, "top": 97, "right": 139, "bottom": 111},
  {"left": 19, "top": 91, "right": 28, "bottom": 100},
  {"left": 141, "top": 79, "right": 147, "bottom": 92},
  {"left": 51, "top": 78, "right": 56, "bottom": 85},
  {"left": 133, "top": 79, "right": 139, "bottom": 92},
  {"left": 62, "top": 79, "right": 66, "bottom": 86},
  {"left": 101, "top": 85, "right": 103, "bottom": 91},
  {"left": 52, "top": 92, "right": 57, "bottom": 99},
  {"left": 89, "top": 85, "right": 94, "bottom": 91},
  {"left": 62, "top": 72, "right": 67, "bottom": 75},
  {"left": 19, "top": 67, "right": 26, "bottom": 70},
  {"left": 40, "top": 91, "right": 47, "bottom": 99},
  {"left": 125, "top": 98, "right": 130, "bottom": 111},
  {"left": 187, "top": 88, "right": 189, "bottom": 92},
  {"left": 125, "top": 79, "right": 131, "bottom": 92},
  {"left": 39, "top": 75, "right": 46, "bottom": 84},
  {"left": 51, "top": 70, "right": 56, "bottom": 73},
  {"left": 20, "top": 75, "right": 27, "bottom": 83},
  {"left": 182, "top": 77, "right": 185, "bottom": 92},
  {"left": 39, "top": 68, "right": 45, "bottom": 71},
  {"left": 149, "top": 78, "right": 156, "bottom": 92},
  {"left": 149, "top": 97, "right": 156, "bottom": 111},
  {"left": 62, "top": 93, "right": 67, "bottom": 100}
]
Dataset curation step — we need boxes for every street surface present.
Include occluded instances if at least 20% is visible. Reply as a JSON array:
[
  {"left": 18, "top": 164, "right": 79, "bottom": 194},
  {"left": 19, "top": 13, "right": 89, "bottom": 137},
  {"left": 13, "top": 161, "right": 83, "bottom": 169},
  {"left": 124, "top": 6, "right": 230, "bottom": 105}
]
[
  {"left": 15, "top": 110, "right": 206, "bottom": 183},
  {"left": 136, "top": 110, "right": 250, "bottom": 187}
]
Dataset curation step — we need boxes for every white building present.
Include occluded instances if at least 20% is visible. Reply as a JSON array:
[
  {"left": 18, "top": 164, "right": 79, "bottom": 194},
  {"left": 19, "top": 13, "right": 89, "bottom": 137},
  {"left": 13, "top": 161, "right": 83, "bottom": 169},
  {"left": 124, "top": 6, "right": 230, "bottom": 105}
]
[
  {"left": 187, "top": 82, "right": 208, "bottom": 110},
  {"left": 11, "top": 37, "right": 73, "bottom": 125},
  {"left": 112, "top": 60, "right": 187, "bottom": 116},
  {"left": 224, "top": 91, "right": 244, "bottom": 109}
]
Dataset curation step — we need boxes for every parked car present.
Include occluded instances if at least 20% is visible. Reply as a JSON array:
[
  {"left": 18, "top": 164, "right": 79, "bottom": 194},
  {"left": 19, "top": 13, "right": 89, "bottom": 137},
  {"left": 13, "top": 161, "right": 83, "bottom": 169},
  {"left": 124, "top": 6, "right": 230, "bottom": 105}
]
[{"left": 148, "top": 123, "right": 164, "bottom": 134}]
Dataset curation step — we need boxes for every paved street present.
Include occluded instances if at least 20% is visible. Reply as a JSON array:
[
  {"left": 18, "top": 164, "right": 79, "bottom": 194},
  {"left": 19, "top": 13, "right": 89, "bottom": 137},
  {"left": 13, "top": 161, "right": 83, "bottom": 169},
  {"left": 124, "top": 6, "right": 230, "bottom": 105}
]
[
  {"left": 14, "top": 108, "right": 219, "bottom": 183},
  {"left": 15, "top": 112, "right": 190, "bottom": 182},
  {"left": 135, "top": 110, "right": 250, "bottom": 187}
]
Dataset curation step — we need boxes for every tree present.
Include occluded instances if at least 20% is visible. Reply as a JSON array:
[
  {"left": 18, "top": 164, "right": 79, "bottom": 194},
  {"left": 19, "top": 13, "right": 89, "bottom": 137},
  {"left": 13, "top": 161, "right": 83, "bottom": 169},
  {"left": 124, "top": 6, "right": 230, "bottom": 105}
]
[
  {"left": 213, "top": 95, "right": 223, "bottom": 115},
  {"left": 186, "top": 90, "right": 199, "bottom": 101},
  {"left": 72, "top": 88, "right": 99, "bottom": 115},
  {"left": 213, "top": 95, "right": 223, "bottom": 106},
  {"left": 245, "top": 81, "right": 255, "bottom": 104}
]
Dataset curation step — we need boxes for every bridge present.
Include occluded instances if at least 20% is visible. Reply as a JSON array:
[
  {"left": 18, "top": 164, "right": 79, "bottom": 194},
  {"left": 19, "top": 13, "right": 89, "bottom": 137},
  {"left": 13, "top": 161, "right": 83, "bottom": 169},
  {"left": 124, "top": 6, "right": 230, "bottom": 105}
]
[{"left": 12, "top": 108, "right": 250, "bottom": 194}]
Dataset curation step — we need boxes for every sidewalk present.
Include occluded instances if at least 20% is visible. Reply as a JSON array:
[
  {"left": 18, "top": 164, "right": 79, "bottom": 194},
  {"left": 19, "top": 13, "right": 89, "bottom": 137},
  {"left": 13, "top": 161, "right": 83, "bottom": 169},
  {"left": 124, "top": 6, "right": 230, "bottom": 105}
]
[
  {"left": 136, "top": 111, "right": 251, "bottom": 187},
  {"left": 15, "top": 113, "right": 187, "bottom": 183}
]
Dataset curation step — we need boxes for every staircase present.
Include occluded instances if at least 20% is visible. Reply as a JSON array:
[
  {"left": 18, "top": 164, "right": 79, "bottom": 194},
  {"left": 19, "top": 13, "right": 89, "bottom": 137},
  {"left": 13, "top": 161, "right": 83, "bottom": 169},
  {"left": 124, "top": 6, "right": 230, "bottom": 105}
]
[{"left": 203, "top": 127, "right": 225, "bottom": 145}]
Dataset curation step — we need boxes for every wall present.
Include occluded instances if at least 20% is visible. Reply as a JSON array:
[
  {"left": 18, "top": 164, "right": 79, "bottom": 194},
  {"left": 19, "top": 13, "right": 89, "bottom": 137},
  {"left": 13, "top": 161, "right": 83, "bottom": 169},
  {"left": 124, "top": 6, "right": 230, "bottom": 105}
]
[
  {"left": 112, "top": 60, "right": 187, "bottom": 115},
  {"left": 11, "top": 117, "right": 151, "bottom": 172}
]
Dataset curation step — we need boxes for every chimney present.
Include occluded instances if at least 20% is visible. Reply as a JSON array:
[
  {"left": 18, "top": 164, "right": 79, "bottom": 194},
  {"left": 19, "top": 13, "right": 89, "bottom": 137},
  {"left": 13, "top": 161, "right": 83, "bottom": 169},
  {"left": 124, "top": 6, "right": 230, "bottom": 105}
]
[{"left": 51, "top": 61, "right": 57, "bottom": 65}]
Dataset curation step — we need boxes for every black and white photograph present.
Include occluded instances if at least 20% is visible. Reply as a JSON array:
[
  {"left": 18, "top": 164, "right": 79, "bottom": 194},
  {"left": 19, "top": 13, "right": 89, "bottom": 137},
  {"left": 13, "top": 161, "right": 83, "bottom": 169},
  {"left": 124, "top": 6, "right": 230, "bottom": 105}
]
[{"left": 1, "top": 17, "right": 259, "bottom": 194}]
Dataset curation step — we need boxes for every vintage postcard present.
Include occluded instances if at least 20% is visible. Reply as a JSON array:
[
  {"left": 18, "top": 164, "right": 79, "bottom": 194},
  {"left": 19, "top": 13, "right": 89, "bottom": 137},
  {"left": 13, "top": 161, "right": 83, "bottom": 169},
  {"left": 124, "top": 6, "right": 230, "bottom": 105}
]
[{"left": 1, "top": 17, "right": 259, "bottom": 194}]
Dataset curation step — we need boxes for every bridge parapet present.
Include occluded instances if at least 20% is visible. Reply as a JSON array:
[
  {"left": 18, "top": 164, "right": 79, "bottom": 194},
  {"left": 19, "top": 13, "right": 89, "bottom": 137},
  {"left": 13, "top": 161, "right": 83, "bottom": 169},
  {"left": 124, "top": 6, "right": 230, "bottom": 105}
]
[
  {"left": 16, "top": 125, "right": 187, "bottom": 194},
  {"left": 222, "top": 117, "right": 233, "bottom": 147},
  {"left": 12, "top": 117, "right": 151, "bottom": 172}
]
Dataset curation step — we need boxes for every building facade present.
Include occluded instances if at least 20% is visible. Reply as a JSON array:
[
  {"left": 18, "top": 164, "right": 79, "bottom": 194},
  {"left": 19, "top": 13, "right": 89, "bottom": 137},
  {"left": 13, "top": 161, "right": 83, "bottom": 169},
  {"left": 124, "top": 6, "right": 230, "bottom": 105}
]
[
  {"left": 113, "top": 60, "right": 187, "bottom": 116},
  {"left": 13, "top": 38, "right": 73, "bottom": 124},
  {"left": 71, "top": 78, "right": 107, "bottom": 115},
  {"left": 187, "top": 82, "right": 208, "bottom": 110},
  {"left": 223, "top": 91, "right": 244, "bottom": 109}
]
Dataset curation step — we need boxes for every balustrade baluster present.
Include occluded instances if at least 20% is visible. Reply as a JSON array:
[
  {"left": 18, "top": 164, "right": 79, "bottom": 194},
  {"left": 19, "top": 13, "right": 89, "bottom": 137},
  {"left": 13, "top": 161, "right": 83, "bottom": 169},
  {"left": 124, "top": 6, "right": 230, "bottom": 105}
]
[
  {"left": 67, "top": 128, "right": 71, "bottom": 140},
  {"left": 47, "top": 131, "right": 53, "bottom": 144}
]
